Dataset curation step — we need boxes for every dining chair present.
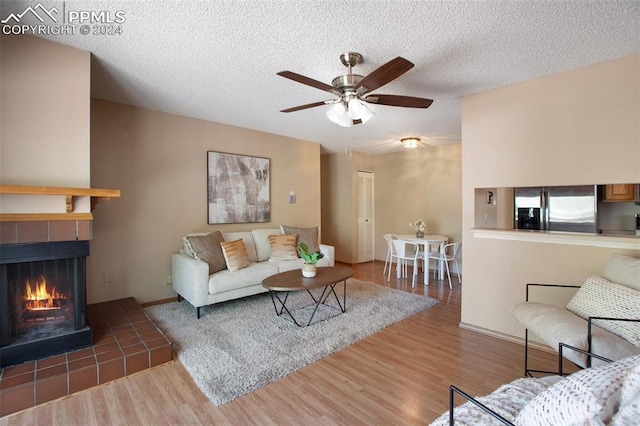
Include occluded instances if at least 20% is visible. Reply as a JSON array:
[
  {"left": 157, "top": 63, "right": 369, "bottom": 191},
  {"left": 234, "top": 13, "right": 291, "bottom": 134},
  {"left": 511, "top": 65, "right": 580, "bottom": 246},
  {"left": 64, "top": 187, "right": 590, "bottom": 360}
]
[
  {"left": 428, "top": 242, "right": 462, "bottom": 289},
  {"left": 388, "top": 240, "right": 424, "bottom": 288},
  {"left": 382, "top": 234, "right": 398, "bottom": 275}
]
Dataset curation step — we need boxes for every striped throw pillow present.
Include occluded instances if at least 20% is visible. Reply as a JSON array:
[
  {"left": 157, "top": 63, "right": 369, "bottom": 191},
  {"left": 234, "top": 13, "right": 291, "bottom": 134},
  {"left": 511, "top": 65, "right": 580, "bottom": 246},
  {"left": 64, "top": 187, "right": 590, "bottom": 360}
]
[
  {"left": 268, "top": 234, "right": 298, "bottom": 261},
  {"left": 220, "top": 239, "right": 250, "bottom": 272}
]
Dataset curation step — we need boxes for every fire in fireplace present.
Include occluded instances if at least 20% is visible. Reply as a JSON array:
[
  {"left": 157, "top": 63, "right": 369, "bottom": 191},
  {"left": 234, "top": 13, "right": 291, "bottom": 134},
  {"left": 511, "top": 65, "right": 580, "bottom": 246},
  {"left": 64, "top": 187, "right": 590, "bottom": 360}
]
[
  {"left": 1, "top": 241, "right": 92, "bottom": 368},
  {"left": 23, "top": 275, "right": 67, "bottom": 316},
  {"left": 15, "top": 273, "right": 71, "bottom": 341}
]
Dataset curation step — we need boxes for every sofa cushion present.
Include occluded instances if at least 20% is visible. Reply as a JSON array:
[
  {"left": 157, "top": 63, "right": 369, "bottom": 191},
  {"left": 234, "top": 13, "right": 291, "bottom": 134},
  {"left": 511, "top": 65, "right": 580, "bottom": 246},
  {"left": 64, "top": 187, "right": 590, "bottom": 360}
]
[
  {"left": 222, "top": 231, "right": 258, "bottom": 262},
  {"left": 268, "top": 234, "right": 298, "bottom": 261},
  {"left": 272, "top": 258, "right": 305, "bottom": 272},
  {"left": 270, "top": 256, "right": 332, "bottom": 273},
  {"left": 611, "top": 359, "right": 640, "bottom": 425},
  {"left": 208, "top": 262, "right": 279, "bottom": 294},
  {"left": 566, "top": 275, "right": 640, "bottom": 346},
  {"left": 511, "top": 302, "right": 640, "bottom": 367},
  {"left": 251, "top": 228, "right": 282, "bottom": 262},
  {"left": 220, "top": 239, "right": 251, "bottom": 272},
  {"left": 281, "top": 225, "right": 319, "bottom": 254},
  {"left": 184, "top": 231, "right": 226, "bottom": 274},
  {"left": 515, "top": 355, "right": 640, "bottom": 425},
  {"left": 603, "top": 253, "right": 640, "bottom": 291}
]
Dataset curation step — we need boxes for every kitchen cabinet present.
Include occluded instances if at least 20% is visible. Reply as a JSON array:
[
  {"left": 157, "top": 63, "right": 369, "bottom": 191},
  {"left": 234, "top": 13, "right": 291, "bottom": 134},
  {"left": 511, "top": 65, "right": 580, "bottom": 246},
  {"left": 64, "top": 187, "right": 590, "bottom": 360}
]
[{"left": 603, "top": 184, "right": 637, "bottom": 202}]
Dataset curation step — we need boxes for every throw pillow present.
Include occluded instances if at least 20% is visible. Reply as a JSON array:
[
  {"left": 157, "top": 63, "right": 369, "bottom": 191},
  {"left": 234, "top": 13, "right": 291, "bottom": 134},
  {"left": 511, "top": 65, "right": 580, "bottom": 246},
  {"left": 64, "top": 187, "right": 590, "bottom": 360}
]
[
  {"left": 515, "top": 354, "right": 640, "bottom": 425},
  {"left": 220, "top": 239, "right": 251, "bottom": 272},
  {"left": 611, "top": 359, "right": 640, "bottom": 426},
  {"left": 184, "top": 231, "right": 226, "bottom": 274},
  {"left": 566, "top": 275, "right": 640, "bottom": 346},
  {"left": 281, "top": 225, "right": 319, "bottom": 254},
  {"left": 251, "top": 228, "right": 283, "bottom": 262},
  {"left": 182, "top": 232, "right": 209, "bottom": 257},
  {"left": 268, "top": 234, "right": 298, "bottom": 261},
  {"left": 602, "top": 253, "right": 640, "bottom": 291}
]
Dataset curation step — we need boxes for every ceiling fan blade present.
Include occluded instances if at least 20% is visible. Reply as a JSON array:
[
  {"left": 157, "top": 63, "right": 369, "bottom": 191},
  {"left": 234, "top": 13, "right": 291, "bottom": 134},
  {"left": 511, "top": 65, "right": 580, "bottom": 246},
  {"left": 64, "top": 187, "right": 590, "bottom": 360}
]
[
  {"left": 364, "top": 94, "right": 433, "bottom": 109},
  {"left": 280, "top": 101, "right": 328, "bottom": 113},
  {"left": 354, "top": 57, "right": 414, "bottom": 94},
  {"left": 277, "top": 71, "right": 340, "bottom": 95}
]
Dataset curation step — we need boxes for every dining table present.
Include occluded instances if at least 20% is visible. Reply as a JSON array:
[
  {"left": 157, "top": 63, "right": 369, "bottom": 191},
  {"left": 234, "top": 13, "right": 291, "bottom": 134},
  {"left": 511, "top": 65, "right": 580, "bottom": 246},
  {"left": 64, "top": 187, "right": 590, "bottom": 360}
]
[{"left": 395, "top": 234, "right": 449, "bottom": 285}]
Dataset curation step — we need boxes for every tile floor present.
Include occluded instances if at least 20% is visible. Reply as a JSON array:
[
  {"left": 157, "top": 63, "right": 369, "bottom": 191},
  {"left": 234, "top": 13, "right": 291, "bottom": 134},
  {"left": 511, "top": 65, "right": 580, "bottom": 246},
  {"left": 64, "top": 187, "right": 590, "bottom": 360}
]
[{"left": 0, "top": 297, "right": 173, "bottom": 417}]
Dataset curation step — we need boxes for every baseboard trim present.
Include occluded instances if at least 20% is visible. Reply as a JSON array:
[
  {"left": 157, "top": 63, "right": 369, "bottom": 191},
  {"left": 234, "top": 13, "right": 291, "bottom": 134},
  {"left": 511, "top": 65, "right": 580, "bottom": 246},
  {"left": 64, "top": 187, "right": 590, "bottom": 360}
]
[
  {"left": 140, "top": 297, "right": 178, "bottom": 308},
  {"left": 458, "top": 322, "right": 555, "bottom": 353}
]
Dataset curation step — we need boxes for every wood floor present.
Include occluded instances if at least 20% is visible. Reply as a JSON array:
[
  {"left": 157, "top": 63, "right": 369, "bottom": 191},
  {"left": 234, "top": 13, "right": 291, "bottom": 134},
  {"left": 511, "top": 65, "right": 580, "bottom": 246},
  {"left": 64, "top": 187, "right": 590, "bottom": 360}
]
[{"left": 0, "top": 261, "right": 559, "bottom": 425}]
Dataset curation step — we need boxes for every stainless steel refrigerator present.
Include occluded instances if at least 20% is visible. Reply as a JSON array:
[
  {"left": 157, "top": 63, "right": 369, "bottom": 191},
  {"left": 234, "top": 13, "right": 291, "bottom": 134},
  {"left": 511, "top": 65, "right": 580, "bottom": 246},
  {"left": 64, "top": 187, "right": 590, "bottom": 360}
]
[{"left": 514, "top": 185, "right": 597, "bottom": 233}]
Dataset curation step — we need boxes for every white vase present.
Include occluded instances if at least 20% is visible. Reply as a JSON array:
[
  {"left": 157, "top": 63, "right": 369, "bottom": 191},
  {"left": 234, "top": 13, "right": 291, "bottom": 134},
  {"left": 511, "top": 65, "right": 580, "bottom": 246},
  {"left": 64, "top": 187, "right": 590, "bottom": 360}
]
[{"left": 302, "top": 263, "right": 317, "bottom": 278}]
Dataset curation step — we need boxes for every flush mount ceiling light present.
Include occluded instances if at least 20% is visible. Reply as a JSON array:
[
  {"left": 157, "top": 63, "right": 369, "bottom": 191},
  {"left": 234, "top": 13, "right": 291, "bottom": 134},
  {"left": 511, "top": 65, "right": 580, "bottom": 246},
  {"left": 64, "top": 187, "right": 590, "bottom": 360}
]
[{"left": 401, "top": 137, "right": 420, "bottom": 149}]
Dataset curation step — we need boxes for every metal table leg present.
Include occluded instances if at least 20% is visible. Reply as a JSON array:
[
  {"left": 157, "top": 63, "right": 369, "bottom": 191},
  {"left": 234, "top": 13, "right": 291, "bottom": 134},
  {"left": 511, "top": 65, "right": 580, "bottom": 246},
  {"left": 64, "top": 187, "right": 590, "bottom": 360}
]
[{"left": 268, "top": 279, "right": 347, "bottom": 327}]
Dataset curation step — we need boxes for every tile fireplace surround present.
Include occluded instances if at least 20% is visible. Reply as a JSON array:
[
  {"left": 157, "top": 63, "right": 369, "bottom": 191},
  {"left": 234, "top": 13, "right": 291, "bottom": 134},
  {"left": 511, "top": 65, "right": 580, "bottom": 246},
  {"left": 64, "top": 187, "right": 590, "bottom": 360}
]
[
  {"left": 0, "top": 297, "right": 173, "bottom": 418},
  {"left": 0, "top": 185, "right": 150, "bottom": 418}
]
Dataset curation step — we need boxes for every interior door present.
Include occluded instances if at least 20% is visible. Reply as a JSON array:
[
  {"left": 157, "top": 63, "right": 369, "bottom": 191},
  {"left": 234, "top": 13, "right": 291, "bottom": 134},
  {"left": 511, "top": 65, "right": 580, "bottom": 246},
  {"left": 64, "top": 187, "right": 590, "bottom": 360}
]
[{"left": 357, "top": 170, "right": 374, "bottom": 263}]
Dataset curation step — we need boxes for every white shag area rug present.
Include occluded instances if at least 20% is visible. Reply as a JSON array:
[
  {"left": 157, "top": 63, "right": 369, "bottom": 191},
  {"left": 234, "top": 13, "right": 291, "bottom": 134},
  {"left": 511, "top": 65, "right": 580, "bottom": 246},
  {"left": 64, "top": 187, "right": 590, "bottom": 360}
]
[{"left": 145, "top": 279, "right": 437, "bottom": 405}]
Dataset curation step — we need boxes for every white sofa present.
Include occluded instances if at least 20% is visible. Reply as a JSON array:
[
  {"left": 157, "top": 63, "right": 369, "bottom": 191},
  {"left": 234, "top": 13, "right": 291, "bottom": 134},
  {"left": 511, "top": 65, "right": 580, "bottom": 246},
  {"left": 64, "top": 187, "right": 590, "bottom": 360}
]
[
  {"left": 511, "top": 253, "right": 640, "bottom": 372},
  {"left": 171, "top": 227, "right": 335, "bottom": 318}
]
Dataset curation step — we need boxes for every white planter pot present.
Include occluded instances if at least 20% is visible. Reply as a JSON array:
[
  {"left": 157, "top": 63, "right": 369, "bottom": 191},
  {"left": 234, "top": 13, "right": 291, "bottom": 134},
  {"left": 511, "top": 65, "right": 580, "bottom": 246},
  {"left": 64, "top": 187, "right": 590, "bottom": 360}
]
[{"left": 302, "top": 263, "right": 317, "bottom": 278}]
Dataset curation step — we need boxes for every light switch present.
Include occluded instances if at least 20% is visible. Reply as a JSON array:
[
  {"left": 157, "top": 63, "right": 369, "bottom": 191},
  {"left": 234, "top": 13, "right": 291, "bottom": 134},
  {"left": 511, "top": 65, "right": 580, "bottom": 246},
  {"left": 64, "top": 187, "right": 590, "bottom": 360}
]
[{"left": 289, "top": 191, "right": 296, "bottom": 203}]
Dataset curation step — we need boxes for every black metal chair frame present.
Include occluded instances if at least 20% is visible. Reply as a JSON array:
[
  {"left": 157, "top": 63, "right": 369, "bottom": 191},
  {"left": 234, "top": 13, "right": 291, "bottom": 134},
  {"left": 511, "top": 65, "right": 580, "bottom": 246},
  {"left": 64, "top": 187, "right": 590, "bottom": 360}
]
[
  {"left": 522, "top": 282, "right": 640, "bottom": 377},
  {"left": 447, "top": 344, "right": 612, "bottom": 426}
]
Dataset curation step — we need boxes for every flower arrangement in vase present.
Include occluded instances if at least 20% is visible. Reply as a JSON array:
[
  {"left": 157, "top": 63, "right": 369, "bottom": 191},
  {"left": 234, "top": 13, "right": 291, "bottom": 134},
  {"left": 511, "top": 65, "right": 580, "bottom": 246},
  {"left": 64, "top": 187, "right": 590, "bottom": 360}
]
[
  {"left": 410, "top": 218, "right": 427, "bottom": 238},
  {"left": 297, "top": 242, "right": 324, "bottom": 277}
]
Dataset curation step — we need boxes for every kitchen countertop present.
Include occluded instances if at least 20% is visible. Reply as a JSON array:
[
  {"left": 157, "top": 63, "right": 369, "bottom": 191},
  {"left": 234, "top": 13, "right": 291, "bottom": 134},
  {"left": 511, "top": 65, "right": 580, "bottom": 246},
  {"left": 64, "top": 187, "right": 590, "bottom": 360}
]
[{"left": 472, "top": 228, "right": 639, "bottom": 250}]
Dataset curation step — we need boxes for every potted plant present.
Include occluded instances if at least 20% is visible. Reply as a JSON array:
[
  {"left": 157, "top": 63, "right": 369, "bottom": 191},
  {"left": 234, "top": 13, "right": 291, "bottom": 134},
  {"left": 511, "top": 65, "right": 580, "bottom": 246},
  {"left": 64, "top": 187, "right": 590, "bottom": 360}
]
[
  {"left": 410, "top": 218, "right": 427, "bottom": 238},
  {"left": 297, "top": 242, "right": 324, "bottom": 277}
]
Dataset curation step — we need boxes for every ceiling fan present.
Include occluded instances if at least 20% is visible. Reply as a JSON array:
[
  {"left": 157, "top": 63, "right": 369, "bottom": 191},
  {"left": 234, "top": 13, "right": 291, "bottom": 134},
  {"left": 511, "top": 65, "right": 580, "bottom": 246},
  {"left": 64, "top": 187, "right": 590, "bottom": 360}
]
[{"left": 277, "top": 52, "right": 433, "bottom": 127}]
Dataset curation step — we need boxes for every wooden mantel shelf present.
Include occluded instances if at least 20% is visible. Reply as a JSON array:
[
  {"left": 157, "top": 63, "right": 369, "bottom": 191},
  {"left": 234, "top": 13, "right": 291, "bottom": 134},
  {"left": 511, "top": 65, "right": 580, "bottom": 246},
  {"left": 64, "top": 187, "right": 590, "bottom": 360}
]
[{"left": 0, "top": 185, "right": 121, "bottom": 222}]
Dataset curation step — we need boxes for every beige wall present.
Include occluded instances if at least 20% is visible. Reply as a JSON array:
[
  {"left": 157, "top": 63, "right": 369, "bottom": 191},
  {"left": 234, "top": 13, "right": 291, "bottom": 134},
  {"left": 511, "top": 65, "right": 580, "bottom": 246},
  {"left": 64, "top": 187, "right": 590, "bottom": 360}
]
[
  {"left": 1, "top": 35, "right": 90, "bottom": 187},
  {"left": 321, "top": 152, "right": 359, "bottom": 263},
  {"left": 373, "top": 145, "right": 463, "bottom": 260},
  {"left": 461, "top": 54, "right": 640, "bottom": 339},
  {"left": 89, "top": 100, "right": 322, "bottom": 304},
  {"left": 321, "top": 144, "right": 463, "bottom": 265},
  {"left": 321, "top": 154, "right": 354, "bottom": 263}
]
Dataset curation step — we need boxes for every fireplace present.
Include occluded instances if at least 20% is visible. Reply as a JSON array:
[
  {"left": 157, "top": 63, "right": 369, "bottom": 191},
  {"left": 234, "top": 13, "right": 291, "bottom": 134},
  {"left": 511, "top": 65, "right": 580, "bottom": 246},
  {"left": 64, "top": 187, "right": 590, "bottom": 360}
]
[{"left": 0, "top": 241, "right": 92, "bottom": 368}]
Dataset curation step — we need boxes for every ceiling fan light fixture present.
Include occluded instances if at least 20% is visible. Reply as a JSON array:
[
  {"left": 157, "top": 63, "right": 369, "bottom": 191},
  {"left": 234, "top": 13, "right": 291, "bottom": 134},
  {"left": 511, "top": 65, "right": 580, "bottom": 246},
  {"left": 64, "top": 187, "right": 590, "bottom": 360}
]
[
  {"left": 401, "top": 137, "right": 420, "bottom": 149},
  {"left": 347, "top": 97, "right": 375, "bottom": 124},
  {"left": 326, "top": 102, "right": 353, "bottom": 127},
  {"left": 279, "top": 53, "right": 433, "bottom": 131}
]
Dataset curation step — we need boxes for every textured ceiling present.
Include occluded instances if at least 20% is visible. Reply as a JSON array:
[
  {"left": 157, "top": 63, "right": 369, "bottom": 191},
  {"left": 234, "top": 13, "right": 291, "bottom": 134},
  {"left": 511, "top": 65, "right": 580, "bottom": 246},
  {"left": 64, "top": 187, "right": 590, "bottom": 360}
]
[{"left": 2, "top": 0, "right": 639, "bottom": 154}]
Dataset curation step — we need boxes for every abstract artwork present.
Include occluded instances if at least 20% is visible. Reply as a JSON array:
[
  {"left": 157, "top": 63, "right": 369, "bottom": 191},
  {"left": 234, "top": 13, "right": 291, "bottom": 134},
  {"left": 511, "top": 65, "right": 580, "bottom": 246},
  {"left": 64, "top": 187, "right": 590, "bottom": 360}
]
[{"left": 207, "top": 151, "right": 270, "bottom": 224}]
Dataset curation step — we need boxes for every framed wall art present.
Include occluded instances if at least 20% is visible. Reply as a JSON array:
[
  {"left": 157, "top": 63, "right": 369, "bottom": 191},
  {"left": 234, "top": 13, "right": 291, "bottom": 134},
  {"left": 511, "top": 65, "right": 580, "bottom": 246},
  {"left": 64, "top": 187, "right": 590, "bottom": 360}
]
[{"left": 207, "top": 151, "right": 270, "bottom": 224}]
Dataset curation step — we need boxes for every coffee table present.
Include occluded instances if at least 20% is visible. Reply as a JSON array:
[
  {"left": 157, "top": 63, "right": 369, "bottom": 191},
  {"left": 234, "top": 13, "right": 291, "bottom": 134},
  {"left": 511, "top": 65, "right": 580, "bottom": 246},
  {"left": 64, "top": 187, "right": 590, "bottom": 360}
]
[{"left": 262, "top": 267, "right": 353, "bottom": 327}]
